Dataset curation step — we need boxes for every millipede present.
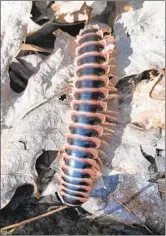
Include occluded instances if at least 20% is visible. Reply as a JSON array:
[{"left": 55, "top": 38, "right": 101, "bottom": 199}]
[{"left": 58, "top": 24, "right": 118, "bottom": 207}]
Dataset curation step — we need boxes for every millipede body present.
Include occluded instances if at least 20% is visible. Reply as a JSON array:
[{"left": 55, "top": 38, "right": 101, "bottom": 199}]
[{"left": 58, "top": 25, "right": 117, "bottom": 207}]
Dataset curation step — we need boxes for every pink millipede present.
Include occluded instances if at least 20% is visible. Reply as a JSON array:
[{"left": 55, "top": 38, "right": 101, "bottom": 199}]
[{"left": 58, "top": 25, "right": 118, "bottom": 206}]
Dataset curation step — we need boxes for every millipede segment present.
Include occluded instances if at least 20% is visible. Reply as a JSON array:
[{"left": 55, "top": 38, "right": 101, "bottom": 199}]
[{"left": 59, "top": 25, "right": 117, "bottom": 206}]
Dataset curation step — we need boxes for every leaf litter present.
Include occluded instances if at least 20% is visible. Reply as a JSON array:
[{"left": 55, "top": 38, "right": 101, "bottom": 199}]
[{"left": 1, "top": 1, "right": 165, "bottom": 235}]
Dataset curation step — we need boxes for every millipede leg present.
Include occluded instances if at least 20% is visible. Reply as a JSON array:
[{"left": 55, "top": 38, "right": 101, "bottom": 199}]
[
  {"left": 106, "top": 86, "right": 118, "bottom": 92},
  {"left": 110, "top": 64, "right": 117, "bottom": 69},
  {"left": 103, "top": 122, "right": 116, "bottom": 127},
  {"left": 106, "top": 94, "right": 120, "bottom": 100},
  {"left": 104, "top": 57, "right": 117, "bottom": 65},
  {"left": 101, "top": 139, "right": 109, "bottom": 146},
  {"left": 108, "top": 49, "right": 117, "bottom": 56},
  {"left": 105, "top": 110, "right": 118, "bottom": 115},
  {"left": 98, "top": 149, "right": 108, "bottom": 159},
  {"left": 105, "top": 115, "right": 117, "bottom": 122},
  {"left": 93, "top": 156, "right": 103, "bottom": 175},
  {"left": 109, "top": 80, "right": 116, "bottom": 87},
  {"left": 103, "top": 127, "right": 115, "bottom": 133},
  {"left": 102, "top": 132, "right": 112, "bottom": 136}
]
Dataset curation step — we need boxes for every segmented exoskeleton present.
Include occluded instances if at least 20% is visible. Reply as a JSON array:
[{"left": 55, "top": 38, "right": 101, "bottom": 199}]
[{"left": 58, "top": 25, "right": 118, "bottom": 206}]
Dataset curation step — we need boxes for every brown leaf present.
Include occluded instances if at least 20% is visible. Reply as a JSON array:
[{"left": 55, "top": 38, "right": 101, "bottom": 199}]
[
  {"left": 21, "top": 43, "right": 52, "bottom": 53},
  {"left": 51, "top": 1, "right": 92, "bottom": 23}
]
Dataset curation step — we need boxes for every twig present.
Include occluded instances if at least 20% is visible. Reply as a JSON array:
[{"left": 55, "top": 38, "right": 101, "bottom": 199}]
[
  {"left": 113, "top": 197, "right": 153, "bottom": 235},
  {"left": 0, "top": 206, "right": 68, "bottom": 233},
  {"left": 149, "top": 68, "right": 165, "bottom": 100}
]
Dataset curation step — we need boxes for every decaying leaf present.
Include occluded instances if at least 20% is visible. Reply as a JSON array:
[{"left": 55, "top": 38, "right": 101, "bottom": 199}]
[
  {"left": 130, "top": 71, "right": 165, "bottom": 130},
  {"left": 82, "top": 175, "right": 165, "bottom": 233},
  {"left": 51, "top": 1, "right": 91, "bottom": 23},
  {"left": 114, "top": 1, "right": 165, "bottom": 79},
  {"left": 1, "top": 1, "right": 32, "bottom": 84},
  {"left": 8, "top": 20, "right": 85, "bottom": 94},
  {"left": 26, "top": 21, "right": 85, "bottom": 51},
  {"left": 51, "top": 1, "right": 107, "bottom": 23},
  {"left": 9, "top": 52, "right": 48, "bottom": 94},
  {"left": 31, "top": 1, "right": 56, "bottom": 24},
  {"left": 20, "top": 44, "right": 52, "bottom": 54},
  {"left": 100, "top": 73, "right": 165, "bottom": 176},
  {"left": 1, "top": 1, "right": 165, "bottom": 233},
  {"left": 27, "top": 17, "right": 41, "bottom": 34},
  {"left": 1, "top": 30, "right": 77, "bottom": 209}
]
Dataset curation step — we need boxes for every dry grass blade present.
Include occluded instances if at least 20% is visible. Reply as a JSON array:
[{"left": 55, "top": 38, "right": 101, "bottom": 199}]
[
  {"left": 112, "top": 197, "right": 153, "bottom": 235},
  {"left": 0, "top": 206, "right": 68, "bottom": 233}
]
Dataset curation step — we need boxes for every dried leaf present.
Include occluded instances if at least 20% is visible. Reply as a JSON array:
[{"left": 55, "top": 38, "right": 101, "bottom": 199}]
[
  {"left": 0, "top": 206, "right": 67, "bottom": 233},
  {"left": 26, "top": 23, "right": 56, "bottom": 50},
  {"left": 82, "top": 175, "right": 165, "bottom": 233},
  {"left": 51, "top": 1, "right": 107, "bottom": 23},
  {"left": 27, "top": 18, "right": 41, "bottom": 34},
  {"left": 21, "top": 43, "right": 52, "bottom": 53},
  {"left": 130, "top": 73, "right": 165, "bottom": 130},
  {"left": 17, "top": 54, "right": 46, "bottom": 72},
  {"left": 1, "top": 3, "right": 165, "bottom": 232},
  {"left": 51, "top": 1, "right": 92, "bottom": 23},
  {"left": 9, "top": 53, "right": 47, "bottom": 93},
  {"left": 32, "top": 1, "right": 56, "bottom": 24},
  {"left": 1, "top": 30, "right": 76, "bottom": 209},
  {"left": 114, "top": 1, "right": 165, "bottom": 79},
  {"left": 25, "top": 21, "right": 85, "bottom": 50},
  {"left": 1, "top": 1, "right": 32, "bottom": 84},
  {"left": 101, "top": 73, "right": 165, "bottom": 176}
]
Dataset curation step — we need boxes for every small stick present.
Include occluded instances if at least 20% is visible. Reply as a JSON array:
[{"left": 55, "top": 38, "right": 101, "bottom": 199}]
[
  {"left": 113, "top": 197, "right": 153, "bottom": 235},
  {"left": 0, "top": 206, "right": 68, "bottom": 233}
]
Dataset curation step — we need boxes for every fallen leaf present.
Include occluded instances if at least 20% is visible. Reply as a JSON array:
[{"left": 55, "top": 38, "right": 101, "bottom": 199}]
[
  {"left": 101, "top": 73, "right": 165, "bottom": 176},
  {"left": 1, "top": 6, "right": 165, "bottom": 233},
  {"left": 1, "top": 1, "right": 32, "bottom": 84},
  {"left": 130, "top": 72, "right": 165, "bottom": 130},
  {"left": 21, "top": 44, "right": 52, "bottom": 53},
  {"left": 51, "top": 1, "right": 91, "bottom": 23},
  {"left": 82, "top": 175, "right": 165, "bottom": 234},
  {"left": 114, "top": 1, "right": 165, "bottom": 79},
  {"left": 51, "top": 1, "right": 107, "bottom": 23},
  {"left": 27, "top": 17, "right": 41, "bottom": 34},
  {"left": 1, "top": 30, "right": 77, "bottom": 209}
]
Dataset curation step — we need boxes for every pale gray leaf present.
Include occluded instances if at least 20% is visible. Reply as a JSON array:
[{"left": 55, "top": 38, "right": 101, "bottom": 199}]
[
  {"left": 1, "top": 31, "right": 76, "bottom": 209},
  {"left": 114, "top": 1, "right": 165, "bottom": 78}
]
